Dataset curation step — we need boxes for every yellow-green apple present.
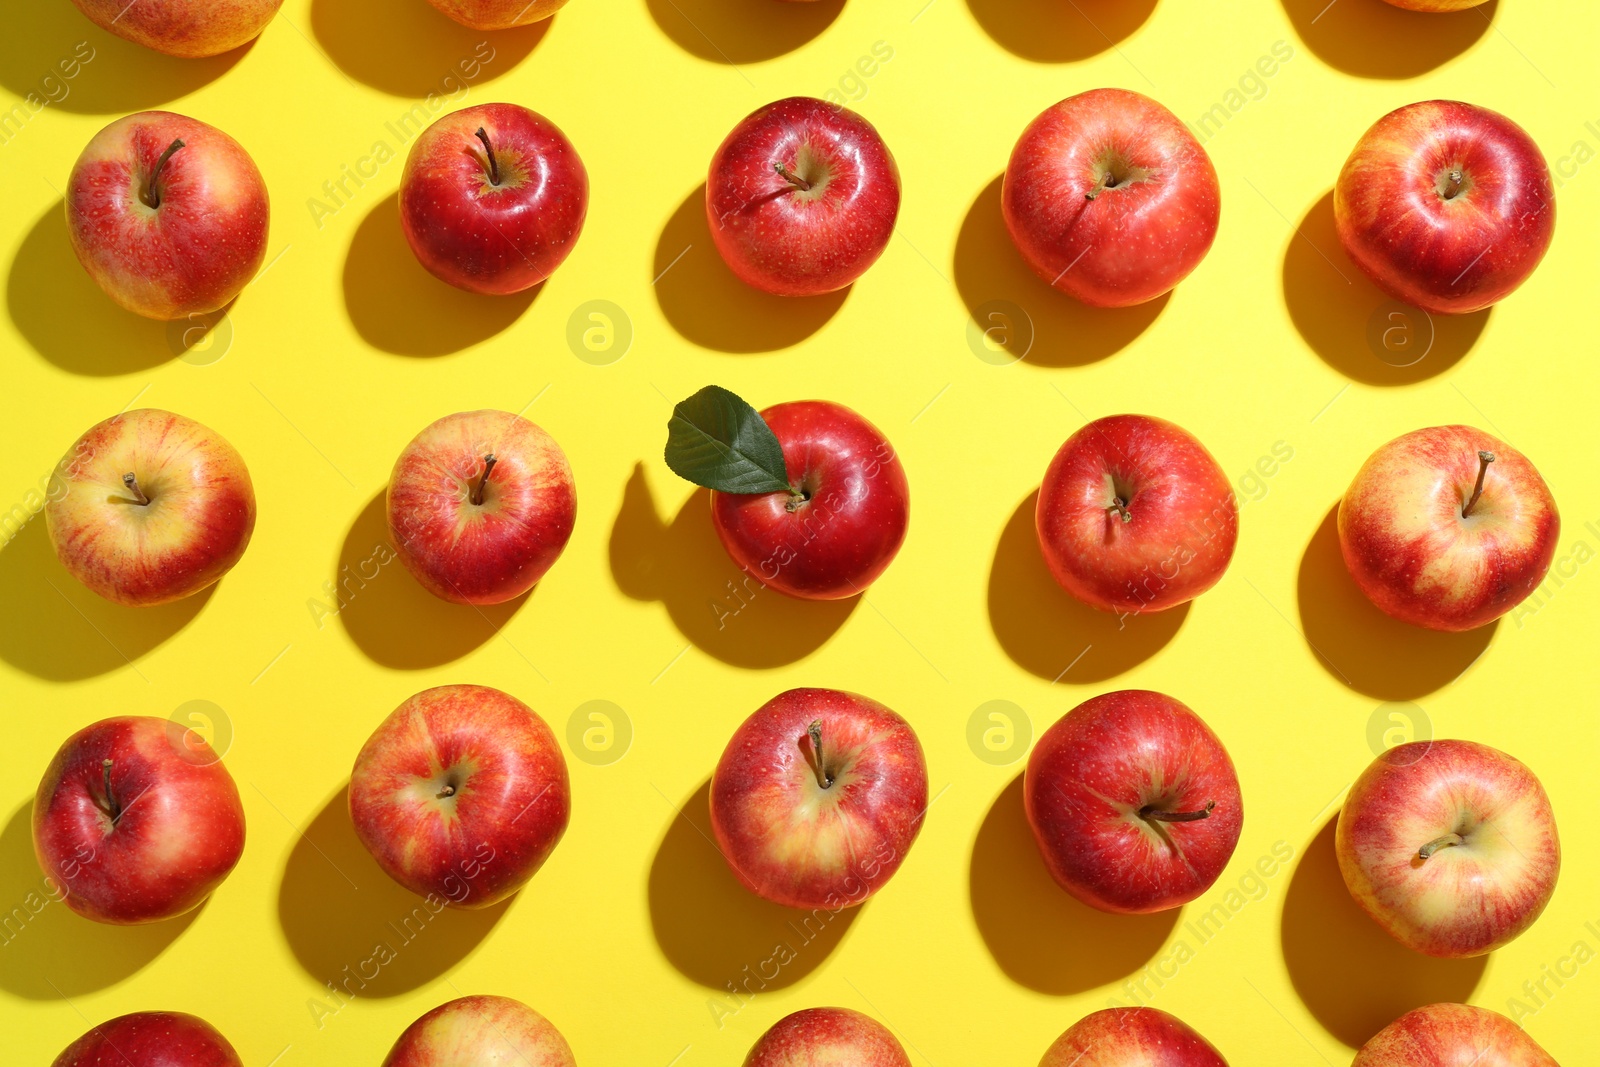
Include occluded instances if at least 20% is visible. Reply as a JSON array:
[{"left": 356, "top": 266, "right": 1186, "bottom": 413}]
[
  {"left": 382, "top": 995, "right": 574, "bottom": 1067},
  {"left": 70, "top": 0, "right": 283, "bottom": 56},
  {"left": 33, "top": 717, "right": 245, "bottom": 925},
  {"left": 67, "top": 111, "right": 269, "bottom": 320},
  {"left": 1003, "top": 88, "right": 1220, "bottom": 308},
  {"left": 665, "top": 386, "right": 909, "bottom": 600},
  {"left": 1338, "top": 425, "right": 1558, "bottom": 631},
  {"left": 1354, "top": 1004, "right": 1557, "bottom": 1066},
  {"left": 1040, "top": 1007, "right": 1228, "bottom": 1066},
  {"left": 53, "top": 1011, "right": 243, "bottom": 1067},
  {"left": 387, "top": 409, "right": 576, "bottom": 605},
  {"left": 745, "top": 1008, "right": 911, "bottom": 1067},
  {"left": 1036, "top": 414, "right": 1237, "bottom": 615},
  {"left": 45, "top": 409, "right": 257, "bottom": 607},
  {"left": 710, "top": 688, "right": 927, "bottom": 910},
  {"left": 1335, "top": 101, "right": 1554, "bottom": 314},
  {"left": 423, "top": 0, "right": 568, "bottom": 30},
  {"left": 1337, "top": 739, "right": 1559, "bottom": 958},
  {"left": 350, "top": 685, "right": 570, "bottom": 908},
  {"left": 400, "top": 103, "right": 587, "bottom": 295},
  {"left": 1026, "top": 690, "right": 1243, "bottom": 914},
  {"left": 707, "top": 96, "right": 900, "bottom": 296}
]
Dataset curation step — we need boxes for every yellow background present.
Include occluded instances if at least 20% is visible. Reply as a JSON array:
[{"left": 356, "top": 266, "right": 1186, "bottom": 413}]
[{"left": 2, "top": 0, "right": 1596, "bottom": 1062}]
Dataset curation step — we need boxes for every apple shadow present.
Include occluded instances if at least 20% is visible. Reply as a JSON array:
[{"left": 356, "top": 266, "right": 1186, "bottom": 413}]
[
  {"left": 648, "top": 779, "right": 859, "bottom": 990},
  {"left": 343, "top": 192, "right": 540, "bottom": 357},
  {"left": 971, "top": 775, "right": 1179, "bottom": 994},
  {"left": 1297, "top": 505, "right": 1495, "bottom": 701},
  {"left": 0, "top": 517, "right": 213, "bottom": 681},
  {"left": 335, "top": 490, "right": 528, "bottom": 669},
  {"left": 1283, "top": 816, "right": 1487, "bottom": 1047},
  {"left": 609, "top": 464, "right": 856, "bottom": 668},
  {"left": 965, "top": 0, "right": 1157, "bottom": 63},
  {"left": 0, "top": 801, "right": 201, "bottom": 999},
  {"left": 278, "top": 785, "right": 510, "bottom": 996},
  {"left": 311, "top": 0, "right": 547, "bottom": 97},
  {"left": 646, "top": 0, "right": 844, "bottom": 63},
  {"left": 653, "top": 184, "right": 848, "bottom": 354},
  {"left": 1284, "top": 192, "right": 1486, "bottom": 386},
  {"left": 954, "top": 176, "right": 1167, "bottom": 368},
  {"left": 1282, "top": 0, "right": 1495, "bottom": 80},
  {"left": 987, "top": 491, "right": 1188, "bottom": 682}
]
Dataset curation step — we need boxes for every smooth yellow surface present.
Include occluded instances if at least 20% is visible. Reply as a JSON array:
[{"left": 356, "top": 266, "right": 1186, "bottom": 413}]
[{"left": 2, "top": 0, "right": 1596, "bottom": 1063}]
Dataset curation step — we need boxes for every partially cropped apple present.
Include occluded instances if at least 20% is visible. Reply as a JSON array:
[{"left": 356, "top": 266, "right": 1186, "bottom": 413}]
[
  {"left": 711, "top": 688, "right": 928, "bottom": 910},
  {"left": 1041, "top": 1007, "right": 1228, "bottom": 1067},
  {"left": 1380, "top": 0, "right": 1488, "bottom": 8},
  {"left": 388, "top": 409, "right": 576, "bottom": 605},
  {"left": 1339, "top": 425, "right": 1558, "bottom": 631},
  {"left": 423, "top": 0, "right": 568, "bottom": 30},
  {"left": 34, "top": 717, "right": 245, "bottom": 925},
  {"left": 350, "top": 685, "right": 570, "bottom": 908},
  {"left": 53, "top": 1011, "right": 243, "bottom": 1067},
  {"left": 1338, "top": 739, "right": 1559, "bottom": 958},
  {"left": 745, "top": 1008, "right": 910, "bottom": 1067},
  {"left": 1354, "top": 1004, "right": 1557, "bottom": 1066},
  {"left": 70, "top": 0, "right": 282, "bottom": 57},
  {"left": 382, "top": 995, "right": 574, "bottom": 1067},
  {"left": 68, "top": 111, "right": 269, "bottom": 320},
  {"left": 45, "top": 409, "right": 256, "bottom": 606}
]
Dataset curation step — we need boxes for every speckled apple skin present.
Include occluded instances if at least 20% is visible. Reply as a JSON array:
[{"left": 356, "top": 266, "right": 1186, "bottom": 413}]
[
  {"left": 1039, "top": 1007, "right": 1229, "bottom": 1067},
  {"left": 743, "top": 1007, "right": 912, "bottom": 1067},
  {"left": 52, "top": 1011, "right": 244, "bottom": 1067},
  {"left": 382, "top": 995, "right": 575, "bottom": 1067},
  {"left": 1353, "top": 1003, "right": 1558, "bottom": 1066}
]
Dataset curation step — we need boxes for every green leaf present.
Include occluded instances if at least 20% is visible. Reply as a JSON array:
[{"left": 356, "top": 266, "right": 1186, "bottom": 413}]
[{"left": 664, "top": 386, "right": 791, "bottom": 495}]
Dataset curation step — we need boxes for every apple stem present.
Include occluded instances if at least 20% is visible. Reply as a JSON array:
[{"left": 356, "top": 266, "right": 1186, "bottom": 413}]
[
  {"left": 100, "top": 758, "right": 122, "bottom": 823},
  {"left": 1418, "top": 832, "right": 1464, "bottom": 860},
  {"left": 1141, "top": 800, "right": 1215, "bottom": 823},
  {"left": 1462, "top": 450, "right": 1495, "bottom": 518},
  {"left": 471, "top": 454, "right": 497, "bottom": 506},
  {"left": 1106, "top": 500, "right": 1132, "bottom": 524},
  {"left": 774, "top": 162, "right": 812, "bottom": 192},
  {"left": 1443, "top": 168, "right": 1464, "bottom": 200},
  {"left": 1085, "top": 172, "right": 1115, "bottom": 201},
  {"left": 122, "top": 472, "right": 150, "bottom": 506},
  {"left": 475, "top": 127, "right": 501, "bottom": 187},
  {"left": 807, "top": 720, "right": 833, "bottom": 789},
  {"left": 140, "top": 138, "right": 185, "bottom": 210}
]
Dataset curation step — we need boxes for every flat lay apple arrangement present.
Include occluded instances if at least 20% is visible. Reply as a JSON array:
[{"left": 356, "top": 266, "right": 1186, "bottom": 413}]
[{"left": 25, "top": 0, "right": 1569, "bottom": 1063}]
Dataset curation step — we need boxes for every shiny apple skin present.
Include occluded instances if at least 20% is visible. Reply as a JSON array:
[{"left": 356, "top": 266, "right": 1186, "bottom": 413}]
[
  {"left": 400, "top": 103, "right": 587, "bottom": 295},
  {"left": 350, "top": 685, "right": 570, "bottom": 909},
  {"left": 70, "top": 0, "right": 283, "bottom": 57},
  {"left": 424, "top": 0, "right": 568, "bottom": 29},
  {"left": 1036, "top": 414, "right": 1237, "bottom": 614},
  {"left": 1003, "top": 88, "right": 1220, "bottom": 308},
  {"left": 45, "top": 408, "right": 257, "bottom": 607},
  {"left": 1380, "top": 0, "right": 1488, "bottom": 8},
  {"left": 707, "top": 96, "right": 901, "bottom": 296},
  {"left": 1353, "top": 1004, "right": 1558, "bottom": 1067},
  {"left": 1337, "top": 739, "right": 1559, "bottom": 958},
  {"left": 711, "top": 401, "right": 909, "bottom": 600},
  {"left": 711, "top": 688, "right": 928, "bottom": 910},
  {"left": 67, "top": 111, "right": 269, "bottom": 320},
  {"left": 383, "top": 995, "right": 575, "bottom": 1067},
  {"left": 53, "top": 1011, "right": 244, "bottom": 1067},
  {"left": 1338, "top": 425, "right": 1558, "bottom": 632},
  {"left": 745, "top": 1008, "right": 911, "bottom": 1067},
  {"left": 1334, "top": 100, "right": 1554, "bottom": 315},
  {"left": 1041, "top": 1007, "right": 1228, "bottom": 1067},
  {"left": 33, "top": 716, "right": 245, "bottom": 925},
  {"left": 387, "top": 409, "right": 576, "bottom": 606},
  {"left": 1025, "top": 690, "right": 1243, "bottom": 915}
]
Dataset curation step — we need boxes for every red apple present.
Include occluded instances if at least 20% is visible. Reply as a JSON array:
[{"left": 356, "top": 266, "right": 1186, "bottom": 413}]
[
  {"left": 350, "top": 685, "right": 570, "bottom": 908},
  {"left": 1003, "top": 88, "right": 1220, "bottom": 308},
  {"left": 1040, "top": 1007, "right": 1228, "bottom": 1067},
  {"left": 387, "top": 409, "right": 576, "bottom": 605},
  {"left": 1335, "top": 100, "right": 1554, "bottom": 314},
  {"left": 70, "top": 0, "right": 282, "bottom": 56},
  {"left": 423, "top": 0, "right": 567, "bottom": 29},
  {"left": 45, "top": 408, "right": 256, "bottom": 607},
  {"left": 707, "top": 96, "right": 900, "bottom": 296},
  {"left": 1354, "top": 1004, "right": 1557, "bottom": 1066},
  {"left": 400, "top": 103, "right": 587, "bottom": 295},
  {"left": 1337, "top": 739, "right": 1559, "bottom": 958},
  {"left": 383, "top": 995, "right": 574, "bottom": 1067},
  {"left": 1025, "top": 690, "right": 1243, "bottom": 914},
  {"left": 67, "top": 111, "right": 269, "bottom": 320},
  {"left": 53, "top": 1011, "right": 243, "bottom": 1067},
  {"left": 33, "top": 716, "right": 245, "bottom": 925},
  {"left": 1338, "top": 425, "right": 1558, "bottom": 631},
  {"left": 745, "top": 1008, "right": 910, "bottom": 1067},
  {"left": 710, "top": 688, "right": 927, "bottom": 910},
  {"left": 1036, "top": 414, "right": 1237, "bottom": 615},
  {"left": 1379, "top": 0, "right": 1488, "bottom": 7}
]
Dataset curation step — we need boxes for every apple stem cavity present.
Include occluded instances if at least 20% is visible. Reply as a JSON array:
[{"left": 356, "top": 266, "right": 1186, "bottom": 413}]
[
  {"left": 475, "top": 127, "right": 501, "bottom": 187},
  {"left": 1106, "top": 500, "right": 1133, "bottom": 524},
  {"left": 122, "top": 472, "right": 150, "bottom": 506},
  {"left": 1442, "top": 168, "right": 1465, "bottom": 200},
  {"left": 774, "top": 162, "right": 813, "bottom": 192},
  {"left": 100, "top": 758, "right": 122, "bottom": 823},
  {"left": 1418, "top": 832, "right": 1464, "bottom": 860},
  {"left": 1140, "top": 800, "right": 1215, "bottom": 823},
  {"left": 807, "top": 720, "right": 833, "bottom": 789},
  {"left": 1085, "top": 172, "right": 1115, "bottom": 201},
  {"left": 140, "top": 138, "right": 185, "bottom": 210},
  {"left": 1462, "top": 450, "right": 1495, "bottom": 518},
  {"left": 471, "top": 454, "right": 497, "bottom": 506}
]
